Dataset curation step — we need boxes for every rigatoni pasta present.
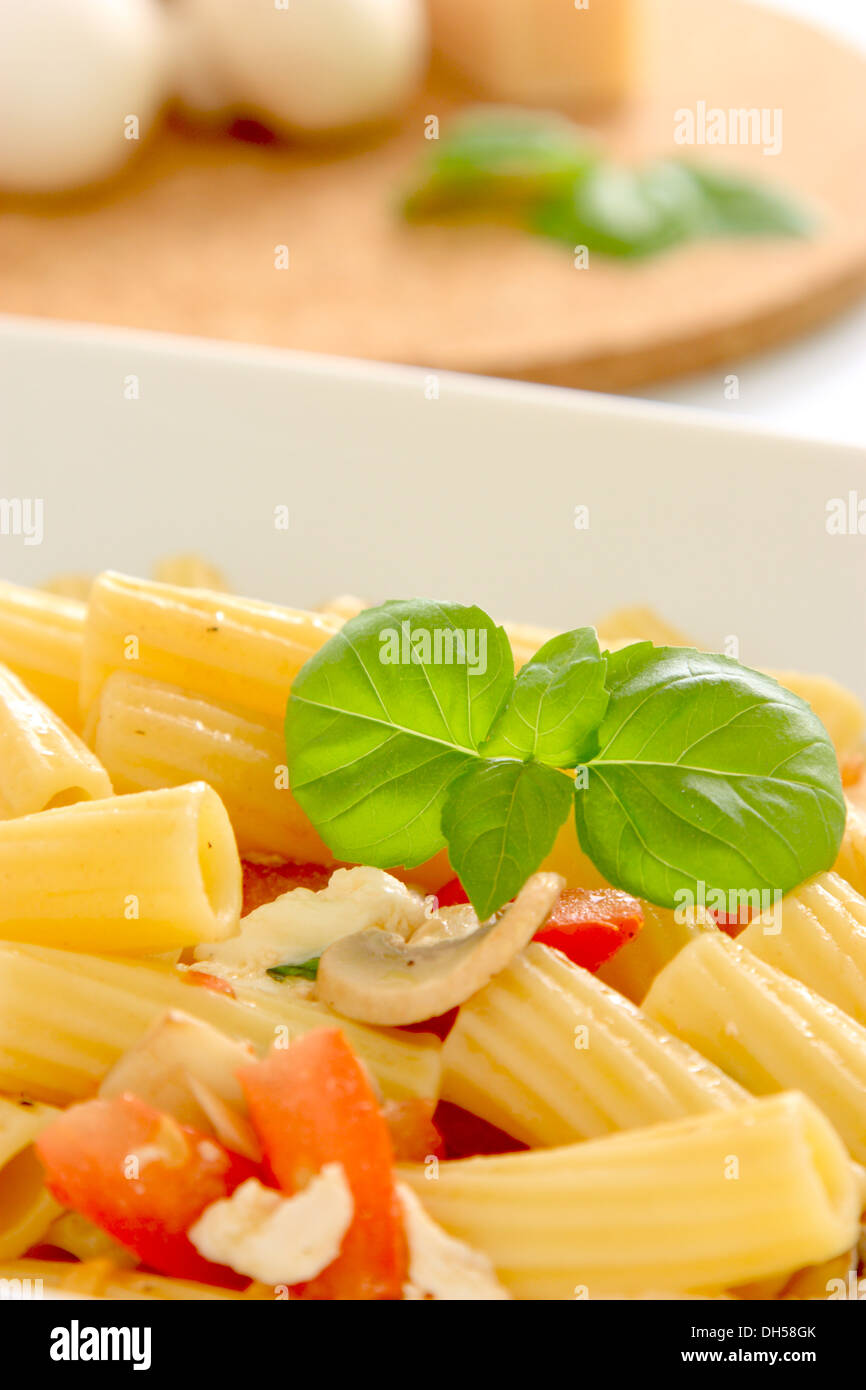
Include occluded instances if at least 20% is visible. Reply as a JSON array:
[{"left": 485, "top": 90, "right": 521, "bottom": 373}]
[
  {"left": 0, "top": 663, "right": 112, "bottom": 817},
  {"left": 400, "top": 1092, "right": 860, "bottom": 1299},
  {"left": 86, "top": 672, "right": 332, "bottom": 862},
  {"left": 644, "top": 930, "right": 866, "bottom": 1163},
  {"left": 738, "top": 871, "right": 866, "bottom": 1027},
  {"left": 0, "top": 782, "right": 240, "bottom": 954},
  {"left": 0, "top": 580, "right": 85, "bottom": 731},
  {"left": 441, "top": 942, "right": 746, "bottom": 1146},
  {"left": 0, "top": 1096, "right": 62, "bottom": 1259},
  {"left": 0, "top": 942, "right": 442, "bottom": 1105},
  {"left": 79, "top": 571, "right": 340, "bottom": 724}
]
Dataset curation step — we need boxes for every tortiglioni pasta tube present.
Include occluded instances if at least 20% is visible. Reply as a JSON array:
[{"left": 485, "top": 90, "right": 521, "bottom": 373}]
[
  {"left": 400, "top": 1092, "right": 860, "bottom": 1299},
  {"left": 0, "top": 663, "right": 111, "bottom": 817},
  {"left": 0, "top": 782, "right": 240, "bottom": 953}
]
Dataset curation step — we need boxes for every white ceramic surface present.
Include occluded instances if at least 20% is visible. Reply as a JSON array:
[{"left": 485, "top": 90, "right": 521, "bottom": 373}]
[{"left": 0, "top": 316, "right": 863, "bottom": 695}]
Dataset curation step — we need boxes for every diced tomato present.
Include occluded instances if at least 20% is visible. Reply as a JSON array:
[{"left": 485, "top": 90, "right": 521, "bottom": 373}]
[
  {"left": 433, "top": 1102, "right": 528, "bottom": 1159},
  {"left": 533, "top": 887, "right": 643, "bottom": 972},
  {"left": 238, "top": 1029, "right": 406, "bottom": 1300},
  {"left": 241, "top": 858, "right": 335, "bottom": 916},
  {"left": 711, "top": 908, "right": 753, "bottom": 938},
  {"left": 36, "top": 1095, "right": 258, "bottom": 1286},
  {"left": 382, "top": 1099, "right": 445, "bottom": 1163},
  {"left": 434, "top": 876, "right": 470, "bottom": 908},
  {"left": 183, "top": 970, "right": 236, "bottom": 998},
  {"left": 400, "top": 1006, "right": 459, "bottom": 1041}
]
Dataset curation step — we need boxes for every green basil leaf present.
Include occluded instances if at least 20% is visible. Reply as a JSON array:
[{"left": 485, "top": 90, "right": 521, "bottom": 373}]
[
  {"left": 482, "top": 627, "right": 608, "bottom": 766},
  {"left": 266, "top": 957, "right": 320, "bottom": 982},
  {"left": 575, "top": 644, "right": 846, "bottom": 909},
  {"left": 285, "top": 600, "right": 514, "bottom": 869},
  {"left": 442, "top": 759, "right": 573, "bottom": 919},
  {"left": 532, "top": 163, "right": 689, "bottom": 258},
  {"left": 403, "top": 106, "right": 596, "bottom": 218},
  {"left": 680, "top": 162, "right": 813, "bottom": 238}
]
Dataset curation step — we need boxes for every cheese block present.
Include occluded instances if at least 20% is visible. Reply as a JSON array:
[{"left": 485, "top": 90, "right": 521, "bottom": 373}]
[{"left": 427, "top": 0, "right": 635, "bottom": 113}]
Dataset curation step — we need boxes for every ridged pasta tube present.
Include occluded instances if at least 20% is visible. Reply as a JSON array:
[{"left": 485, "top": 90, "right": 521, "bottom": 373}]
[
  {"left": 644, "top": 931, "right": 866, "bottom": 1164},
  {"left": 86, "top": 673, "right": 331, "bottom": 862},
  {"left": 739, "top": 872, "right": 866, "bottom": 1026},
  {"left": 0, "top": 943, "right": 441, "bottom": 1105},
  {"left": 0, "top": 663, "right": 111, "bottom": 817},
  {"left": 0, "top": 581, "right": 85, "bottom": 731},
  {"left": 80, "top": 572, "right": 339, "bottom": 723},
  {"left": 400, "top": 1092, "right": 860, "bottom": 1299},
  {"left": 0, "top": 782, "right": 240, "bottom": 953},
  {"left": 0, "top": 1096, "right": 62, "bottom": 1259},
  {"left": 441, "top": 943, "right": 746, "bottom": 1146}
]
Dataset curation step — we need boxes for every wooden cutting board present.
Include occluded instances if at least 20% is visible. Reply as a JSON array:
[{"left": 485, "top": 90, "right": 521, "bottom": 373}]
[{"left": 2, "top": 0, "right": 865, "bottom": 390}]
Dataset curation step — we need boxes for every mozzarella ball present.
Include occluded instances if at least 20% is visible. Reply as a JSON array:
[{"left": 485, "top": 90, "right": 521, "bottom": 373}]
[
  {"left": 176, "top": 0, "right": 429, "bottom": 135},
  {"left": 0, "top": 0, "right": 168, "bottom": 193}
]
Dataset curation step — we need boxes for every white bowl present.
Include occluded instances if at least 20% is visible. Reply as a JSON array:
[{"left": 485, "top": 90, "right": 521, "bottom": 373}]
[{"left": 0, "top": 315, "right": 863, "bottom": 695}]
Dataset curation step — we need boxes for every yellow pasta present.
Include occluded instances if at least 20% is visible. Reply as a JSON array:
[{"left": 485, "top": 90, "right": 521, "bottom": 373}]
[
  {"left": 316, "top": 594, "right": 368, "bottom": 623},
  {"left": 835, "top": 799, "right": 866, "bottom": 898},
  {"left": 0, "top": 1095, "right": 62, "bottom": 1259},
  {"left": 0, "top": 663, "right": 111, "bottom": 817},
  {"left": 400, "top": 1092, "right": 859, "bottom": 1299},
  {"left": 738, "top": 871, "right": 866, "bottom": 1027},
  {"left": 40, "top": 574, "right": 94, "bottom": 602},
  {"left": 644, "top": 931, "right": 866, "bottom": 1164},
  {"left": 80, "top": 571, "right": 340, "bottom": 724},
  {"left": 596, "top": 605, "right": 694, "bottom": 648},
  {"left": 0, "top": 1258, "right": 247, "bottom": 1300},
  {"left": 0, "top": 580, "right": 85, "bottom": 731},
  {"left": 765, "top": 669, "right": 866, "bottom": 765},
  {"left": 86, "top": 672, "right": 331, "bottom": 862},
  {"left": 152, "top": 554, "right": 228, "bottom": 591},
  {"left": 441, "top": 943, "right": 746, "bottom": 1146},
  {"left": 0, "top": 782, "right": 240, "bottom": 954},
  {"left": 0, "top": 943, "right": 441, "bottom": 1105}
]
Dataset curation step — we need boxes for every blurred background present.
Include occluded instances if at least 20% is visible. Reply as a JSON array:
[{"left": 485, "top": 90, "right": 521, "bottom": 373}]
[{"left": 1, "top": 0, "right": 864, "bottom": 442}]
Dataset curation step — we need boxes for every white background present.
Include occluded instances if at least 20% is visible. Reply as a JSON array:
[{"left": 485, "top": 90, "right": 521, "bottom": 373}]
[{"left": 633, "top": 0, "right": 866, "bottom": 445}]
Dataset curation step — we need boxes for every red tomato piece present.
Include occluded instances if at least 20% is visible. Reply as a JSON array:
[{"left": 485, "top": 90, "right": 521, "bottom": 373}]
[
  {"left": 182, "top": 970, "right": 236, "bottom": 998},
  {"left": 533, "top": 887, "right": 643, "bottom": 972},
  {"left": 382, "top": 1099, "right": 445, "bottom": 1163},
  {"left": 241, "top": 859, "right": 335, "bottom": 916},
  {"left": 432, "top": 1102, "right": 528, "bottom": 1159},
  {"left": 434, "top": 876, "right": 470, "bottom": 908},
  {"left": 237, "top": 1029, "right": 406, "bottom": 1300},
  {"left": 36, "top": 1095, "right": 258, "bottom": 1286}
]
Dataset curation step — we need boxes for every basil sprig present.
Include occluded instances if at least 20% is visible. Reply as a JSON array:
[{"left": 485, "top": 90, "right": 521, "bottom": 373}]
[
  {"left": 404, "top": 108, "right": 812, "bottom": 259},
  {"left": 285, "top": 601, "right": 845, "bottom": 919}
]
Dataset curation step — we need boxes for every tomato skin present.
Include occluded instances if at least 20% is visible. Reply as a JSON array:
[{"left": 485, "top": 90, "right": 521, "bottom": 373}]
[
  {"left": 434, "top": 876, "right": 470, "bottom": 908},
  {"left": 433, "top": 1102, "right": 528, "bottom": 1159},
  {"left": 533, "top": 887, "right": 643, "bottom": 972},
  {"left": 383, "top": 1099, "right": 444, "bottom": 1163},
  {"left": 35, "top": 1095, "right": 258, "bottom": 1286},
  {"left": 183, "top": 970, "right": 236, "bottom": 998},
  {"left": 238, "top": 1029, "right": 406, "bottom": 1301},
  {"left": 241, "top": 859, "right": 335, "bottom": 916}
]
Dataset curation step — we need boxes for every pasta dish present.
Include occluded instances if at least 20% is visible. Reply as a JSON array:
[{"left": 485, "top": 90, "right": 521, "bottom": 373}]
[{"left": 0, "top": 561, "right": 864, "bottom": 1301}]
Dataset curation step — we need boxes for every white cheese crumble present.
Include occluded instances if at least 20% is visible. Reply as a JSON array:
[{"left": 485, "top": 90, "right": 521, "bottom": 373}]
[
  {"left": 189, "top": 1166, "right": 353, "bottom": 1286},
  {"left": 397, "top": 1183, "right": 511, "bottom": 1300},
  {"left": 193, "top": 866, "right": 431, "bottom": 980}
]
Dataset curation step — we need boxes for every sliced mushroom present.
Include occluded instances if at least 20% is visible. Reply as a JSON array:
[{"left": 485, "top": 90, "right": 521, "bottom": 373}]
[{"left": 316, "top": 872, "right": 564, "bottom": 1026}]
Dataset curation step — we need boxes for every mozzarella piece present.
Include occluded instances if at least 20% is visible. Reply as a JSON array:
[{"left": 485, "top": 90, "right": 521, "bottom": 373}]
[
  {"left": 397, "top": 1183, "right": 511, "bottom": 1300},
  {"left": 173, "top": 0, "right": 428, "bottom": 135},
  {"left": 428, "top": 0, "right": 633, "bottom": 114},
  {"left": 0, "top": 0, "right": 168, "bottom": 192},
  {"left": 189, "top": 1168, "right": 353, "bottom": 1285},
  {"left": 194, "top": 865, "right": 430, "bottom": 979}
]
